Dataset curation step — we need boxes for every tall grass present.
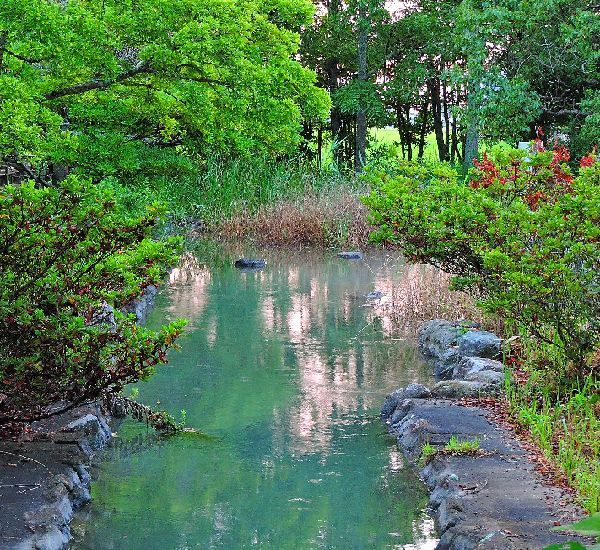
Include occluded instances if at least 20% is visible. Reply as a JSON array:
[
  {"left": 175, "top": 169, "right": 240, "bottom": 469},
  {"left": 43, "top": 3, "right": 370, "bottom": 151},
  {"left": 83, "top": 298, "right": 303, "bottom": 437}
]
[
  {"left": 506, "top": 358, "right": 600, "bottom": 513},
  {"left": 110, "top": 157, "right": 359, "bottom": 233}
]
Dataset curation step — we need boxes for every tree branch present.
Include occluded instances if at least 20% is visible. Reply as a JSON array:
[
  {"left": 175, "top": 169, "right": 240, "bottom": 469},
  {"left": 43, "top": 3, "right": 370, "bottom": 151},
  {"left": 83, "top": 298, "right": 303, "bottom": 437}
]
[{"left": 45, "top": 61, "right": 151, "bottom": 100}]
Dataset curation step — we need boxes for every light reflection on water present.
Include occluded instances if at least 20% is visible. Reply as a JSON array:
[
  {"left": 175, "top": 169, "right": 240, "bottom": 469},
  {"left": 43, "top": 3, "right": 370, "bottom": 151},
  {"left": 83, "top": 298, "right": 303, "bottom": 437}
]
[{"left": 72, "top": 245, "right": 444, "bottom": 549}]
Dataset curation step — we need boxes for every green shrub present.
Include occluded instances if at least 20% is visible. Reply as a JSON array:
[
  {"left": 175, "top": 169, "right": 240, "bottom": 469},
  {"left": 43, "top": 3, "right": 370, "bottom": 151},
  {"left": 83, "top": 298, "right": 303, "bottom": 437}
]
[
  {"left": 0, "top": 177, "right": 186, "bottom": 427},
  {"left": 363, "top": 145, "right": 600, "bottom": 382}
]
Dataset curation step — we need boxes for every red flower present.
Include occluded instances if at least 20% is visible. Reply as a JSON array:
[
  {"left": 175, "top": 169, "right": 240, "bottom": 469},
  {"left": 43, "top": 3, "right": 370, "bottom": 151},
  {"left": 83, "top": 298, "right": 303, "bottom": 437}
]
[
  {"left": 552, "top": 145, "right": 570, "bottom": 164},
  {"left": 580, "top": 155, "right": 596, "bottom": 168}
]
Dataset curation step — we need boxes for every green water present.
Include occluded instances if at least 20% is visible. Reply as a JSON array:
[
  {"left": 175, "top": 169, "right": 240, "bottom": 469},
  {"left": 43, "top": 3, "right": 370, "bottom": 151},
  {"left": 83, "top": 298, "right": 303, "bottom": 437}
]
[{"left": 72, "top": 245, "right": 438, "bottom": 549}]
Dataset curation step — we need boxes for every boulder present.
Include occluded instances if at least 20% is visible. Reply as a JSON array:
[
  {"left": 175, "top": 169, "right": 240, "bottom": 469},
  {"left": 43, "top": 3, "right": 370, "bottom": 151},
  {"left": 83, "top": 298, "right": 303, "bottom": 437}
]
[
  {"left": 457, "top": 330, "right": 502, "bottom": 359},
  {"left": 453, "top": 356, "right": 504, "bottom": 378},
  {"left": 337, "top": 251, "right": 363, "bottom": 260},
  {"left": 88, "top": 301, "right": 117, "bottom": 332},
  {"left": 418, "top": 320, "right": 464, "bottom": 359},
  {"left": 464, "top": 369, "right": 505, "bottom": 385},
  {"left": 434, "top": 348, "right": 461, "bottom": 379},
  {"left": 381, "top": 384, "right": 431, "bottom": 419},
  {"left": 54, "top": 414, "right": 111, "bottom": 452},
  {"left": 122, "top": 284, "right": 158, "bottom": 323},
  {"left": 431, "top": 380, "right": 499, "bottom": 398},
  {"left": 403, "top": 383, "right": 432, "bottom": 399},
  {"left": 234, "top": 258, "right": 266, "bottom": 269}
]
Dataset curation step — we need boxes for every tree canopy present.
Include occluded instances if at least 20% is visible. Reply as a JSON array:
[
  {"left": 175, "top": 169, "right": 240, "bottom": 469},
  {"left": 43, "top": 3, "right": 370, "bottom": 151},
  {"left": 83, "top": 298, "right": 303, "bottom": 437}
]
[{"left": 0, "top": 0, "right": 330, "bottom": 181}]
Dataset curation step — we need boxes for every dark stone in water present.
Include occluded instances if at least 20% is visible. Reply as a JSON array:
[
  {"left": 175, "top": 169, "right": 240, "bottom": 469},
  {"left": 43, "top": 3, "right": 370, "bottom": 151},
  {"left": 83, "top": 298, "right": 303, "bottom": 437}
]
[
  {"left": 337, "top": 251, "right": 363, "bottom": 260},
  {"left": 234, "top": 258, "right": 266, "bottom": 270}
]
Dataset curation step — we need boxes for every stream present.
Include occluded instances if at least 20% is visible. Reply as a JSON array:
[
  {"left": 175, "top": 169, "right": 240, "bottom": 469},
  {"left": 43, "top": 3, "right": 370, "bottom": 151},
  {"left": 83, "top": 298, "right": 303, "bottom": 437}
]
[{"left": 72, "top": 244, "right": 444, "bottom": 549}]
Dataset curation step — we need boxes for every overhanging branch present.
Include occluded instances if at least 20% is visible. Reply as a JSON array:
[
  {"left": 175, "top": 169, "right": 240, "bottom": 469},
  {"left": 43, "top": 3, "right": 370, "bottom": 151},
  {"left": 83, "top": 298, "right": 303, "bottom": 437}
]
[{"left": 45, "top": 61, "right": 151, "bottom": 100}]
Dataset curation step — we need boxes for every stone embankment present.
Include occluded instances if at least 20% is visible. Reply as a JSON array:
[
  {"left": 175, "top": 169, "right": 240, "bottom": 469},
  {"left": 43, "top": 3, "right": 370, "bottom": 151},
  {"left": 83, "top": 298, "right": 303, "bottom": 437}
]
[
  {"left": 382, "top": 320, "right": 589, "bottom": 549},
  {"left": 0, "top": 405, "right": 111, "bottom": 549},
  {"left": 0, "top": 286, "right": 158, "bottom": 550}
]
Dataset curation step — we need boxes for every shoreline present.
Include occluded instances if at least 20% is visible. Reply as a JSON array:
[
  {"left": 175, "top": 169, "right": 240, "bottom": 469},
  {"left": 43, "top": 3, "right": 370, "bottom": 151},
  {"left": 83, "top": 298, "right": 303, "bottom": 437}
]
[
  {"left": 0, "top": 287, "right": 158, "bottom": 550},
  {"left": 381, "top": 320, "right": 590, "bottom": 549}
]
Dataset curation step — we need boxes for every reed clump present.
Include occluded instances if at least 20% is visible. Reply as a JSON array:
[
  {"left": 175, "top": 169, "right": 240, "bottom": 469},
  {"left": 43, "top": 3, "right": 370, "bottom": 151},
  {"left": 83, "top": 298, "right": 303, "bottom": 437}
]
[{"left": 217, "top": 190, "right": 373, "bottom": 248}]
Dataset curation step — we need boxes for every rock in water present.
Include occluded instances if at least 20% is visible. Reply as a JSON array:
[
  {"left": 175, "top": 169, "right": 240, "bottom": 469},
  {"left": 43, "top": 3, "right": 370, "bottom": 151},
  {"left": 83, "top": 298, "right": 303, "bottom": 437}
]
[
  {"left": 337, "top": 251, "right": 363, "bottom": 260},
  {"left": 234, "top": 258, "right": 266, "bottom": 270},
  {"left": 364, "top": 290, "right": 384, "bottom": 301}
]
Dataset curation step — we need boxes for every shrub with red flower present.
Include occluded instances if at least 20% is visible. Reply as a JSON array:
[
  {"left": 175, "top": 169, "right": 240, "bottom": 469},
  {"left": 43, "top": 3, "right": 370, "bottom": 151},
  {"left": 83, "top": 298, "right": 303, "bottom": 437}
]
[{"left": 470, "top": 142, "right": 575, "bottom": 210}]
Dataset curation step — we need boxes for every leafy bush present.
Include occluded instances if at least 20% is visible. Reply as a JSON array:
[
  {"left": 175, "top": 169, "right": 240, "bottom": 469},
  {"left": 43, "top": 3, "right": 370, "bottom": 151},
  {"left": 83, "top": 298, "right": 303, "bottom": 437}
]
[
  {"left": 363, "top": 144, "right": 600, "bottom": 381},
  {"left": 0, "top": 176, "right": 186, "bottom": 427}
]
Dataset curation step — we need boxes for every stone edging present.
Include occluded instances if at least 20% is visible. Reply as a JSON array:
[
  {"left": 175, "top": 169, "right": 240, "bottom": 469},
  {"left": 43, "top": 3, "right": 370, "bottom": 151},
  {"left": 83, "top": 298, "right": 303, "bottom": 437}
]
[
  {"left": 380, "top": 319, "right": 588, "bottom": 549},
  {"left": 0, "top": 285, "right": 159, "bottom": 550}
]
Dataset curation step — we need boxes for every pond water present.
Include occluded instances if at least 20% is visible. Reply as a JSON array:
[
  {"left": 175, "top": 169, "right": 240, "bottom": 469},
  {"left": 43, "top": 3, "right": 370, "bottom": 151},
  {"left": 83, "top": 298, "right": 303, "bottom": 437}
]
[{"left": 72, "top": 244, "right": 441, "bottom": 549}]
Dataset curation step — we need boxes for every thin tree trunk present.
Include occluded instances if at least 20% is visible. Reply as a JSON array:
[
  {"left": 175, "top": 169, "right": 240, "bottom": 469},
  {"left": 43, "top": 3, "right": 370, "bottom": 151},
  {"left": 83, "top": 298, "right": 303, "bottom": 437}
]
[
  {"left": 442, "top": 80, "right": 450, "bottom": 159},
  {"left": 463, "top": 89, "right": 479, "bottom": 171},
  {"left": 395, "top": 102, "right": 406, "bottom": 159},
  {"left": 418, "top": 98, "right": 429, "bottom": 159},
  {"left": 405, "top": 105, "right": 413, "bottom": 161},
  {"left": 317, "top": 126, "right": 323, "bottom": 170},
  {"left": 355, "top": 1, "right": 368, "bottom": 174},
  {"left": 429, "top": 77, "right": 448, "bottom": 162}
]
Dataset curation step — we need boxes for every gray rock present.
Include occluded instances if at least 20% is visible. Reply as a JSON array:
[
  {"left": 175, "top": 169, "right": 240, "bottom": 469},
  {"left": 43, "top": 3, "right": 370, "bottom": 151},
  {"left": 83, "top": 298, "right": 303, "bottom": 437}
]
[
  {"left": 55, "top": 414, "right": 111, "bottom": 452},
  {"left": 453, "top": 356, "right": 504, "bottom": 378},
  {"left": 234, "top": 258, "right": 266, "bottom": 269},
  {"left": 381, "top": 389, "right": 406, "bottom": 419},
  {"left": 431, "top": 380, "right": 499, "bottom": 398},
  {"left": 337, "top": 251, "right": 363, "bottom": 260},
  {"left": 88, "top": 301, "right": 117, "bottom": 332},
  {"left": 364, "top": 290, "right": 384, "bottom": 301},
  {"left": 403, "top": 383, "right": 431, "bottom": 399},
  {"left": 434, "top": 348, "right": 461, "bottom": 379},
  {"left": 457, "top": 330, "right": 502, "bottom": 359},
  {"left": 464, "top": 369, "right": 505, "bottom": 385},
  {"left": 418, "top": 320, "right": 464, "bottom": 359},
  {"left": 122, "top": 285, "right": 158, "bottom": 323},
  {"left": 381, "top": 384, "right": 431, "bottom": 420}
]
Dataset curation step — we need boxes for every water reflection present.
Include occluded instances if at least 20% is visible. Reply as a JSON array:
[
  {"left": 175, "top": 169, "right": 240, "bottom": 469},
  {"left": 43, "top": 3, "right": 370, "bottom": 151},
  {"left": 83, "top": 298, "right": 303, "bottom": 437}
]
[{"left": 73, "top": 244, "right": 444, "bottom": 549}]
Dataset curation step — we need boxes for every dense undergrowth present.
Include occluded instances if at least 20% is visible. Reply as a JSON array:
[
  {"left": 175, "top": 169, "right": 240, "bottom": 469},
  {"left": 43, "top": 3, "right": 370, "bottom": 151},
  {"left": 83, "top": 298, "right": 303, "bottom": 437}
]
[
  {"left": 112, "top": 157, "right": 371, "bottom": 248},
  {"left": 363, "top": 143, "right": 600, "bottom": 512}
]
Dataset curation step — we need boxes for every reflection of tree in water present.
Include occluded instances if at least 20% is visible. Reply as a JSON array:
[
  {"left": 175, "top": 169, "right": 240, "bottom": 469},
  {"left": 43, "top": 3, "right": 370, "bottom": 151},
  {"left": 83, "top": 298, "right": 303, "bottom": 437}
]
[
  {"left": 385, "top": 264, "right": 483, "bottom": 333},
  {"left": 167, "top": 252, "right": 212, "bottom": 329},
  {"left": 75, "top": 246, "right": 444, "bottom": 549}
]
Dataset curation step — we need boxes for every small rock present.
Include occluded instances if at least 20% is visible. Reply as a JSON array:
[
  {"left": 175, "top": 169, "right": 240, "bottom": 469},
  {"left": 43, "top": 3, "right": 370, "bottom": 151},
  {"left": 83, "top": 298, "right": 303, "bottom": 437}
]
[
  {"left": 337, "top": 251, "right": 363, "bottom": 260},
  {"left": 234, "top": 258, "right": 266, "bottom": 269},
  {"left": 457, "top": 330, "right": 502, "bottom": 359}
]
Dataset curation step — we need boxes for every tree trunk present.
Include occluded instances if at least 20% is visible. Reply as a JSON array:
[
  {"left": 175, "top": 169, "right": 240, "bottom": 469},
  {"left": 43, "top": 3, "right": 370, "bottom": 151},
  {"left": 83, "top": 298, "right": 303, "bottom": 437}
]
[
  {"left": 317, "top": 126, "right": 323, "bottom": 170},
  {"left": 429, "top": 77, "right": 448, "bottom": 162},
  {"left": 442, "top": 80, "right": 450, "bottom": 158},
  {"left": 355, "top": 1, "right": 368, "bottom": 174},
  {"left": 418, "top": 98, "right": 429, "bottom": 159},
  {"left": 463, "top": 90, "right": 479, "bottom": 171},
  {"left": 405, "top": 105, "right": 413, "bottom": 161}
]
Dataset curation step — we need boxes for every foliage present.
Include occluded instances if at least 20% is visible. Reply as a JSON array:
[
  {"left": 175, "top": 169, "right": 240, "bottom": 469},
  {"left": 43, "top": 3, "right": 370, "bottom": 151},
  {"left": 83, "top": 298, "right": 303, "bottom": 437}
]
[
  {"left": 507, "top": 365, "right": 600, "bottom": 513},
  {"left": 0, "top": 176, "right": 186, "bottom": 425},
  {"left": 444, "top": 435, "right": 480, "bottom": 454},
  {"left": 545, "top": 512, "right": 600, "bottom": 549},
  {"left": 0, "top": 0, "right": 330, "bottom": 179},
  {"left": 420, "top": 436, "right": 481, "bottom": 465},
  {"left": 363, "top": 144, "right": 600, "bottom": 377}
]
